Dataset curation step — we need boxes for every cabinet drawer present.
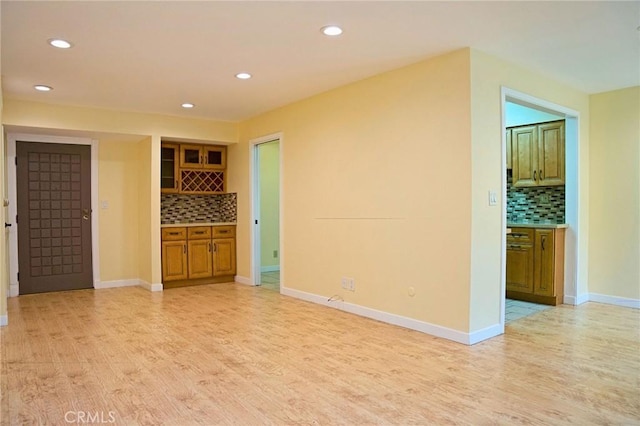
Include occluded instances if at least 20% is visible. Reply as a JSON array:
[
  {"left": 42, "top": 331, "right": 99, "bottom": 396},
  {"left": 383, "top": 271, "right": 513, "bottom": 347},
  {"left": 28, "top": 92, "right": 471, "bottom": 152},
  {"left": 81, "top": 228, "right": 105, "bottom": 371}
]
[
  {"left": 162, "top": 227, "right": 187, "bottom": 241},
  {"left": 507, "top": 228, "right": 534, "bottom": 246},
  {"left": 188, "top": 226, "right": 212, "bottom": 240},
  {"left": 212, "top": 225, "right": 235, "bottom": 238}
]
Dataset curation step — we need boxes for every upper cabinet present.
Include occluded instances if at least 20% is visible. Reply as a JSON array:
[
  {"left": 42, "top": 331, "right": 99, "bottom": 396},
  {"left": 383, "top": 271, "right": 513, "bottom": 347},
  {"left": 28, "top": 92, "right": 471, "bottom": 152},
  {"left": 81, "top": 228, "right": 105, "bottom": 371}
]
[
  {"left": 510, "top": 120, "right": 565, "bottom": 187},
  {"left": 162, "top": 142, "right": 227, "bottom": 194},
  {"left": 180, "top": 144, "right": 226, "bottom": 170}
]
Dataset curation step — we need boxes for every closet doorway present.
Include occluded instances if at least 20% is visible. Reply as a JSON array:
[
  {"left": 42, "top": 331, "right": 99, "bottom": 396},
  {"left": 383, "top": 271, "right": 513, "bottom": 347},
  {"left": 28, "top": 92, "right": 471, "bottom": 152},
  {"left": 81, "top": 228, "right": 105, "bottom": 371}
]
[{"left": 251, "top": 134, "right": 281, "bottom": 291}]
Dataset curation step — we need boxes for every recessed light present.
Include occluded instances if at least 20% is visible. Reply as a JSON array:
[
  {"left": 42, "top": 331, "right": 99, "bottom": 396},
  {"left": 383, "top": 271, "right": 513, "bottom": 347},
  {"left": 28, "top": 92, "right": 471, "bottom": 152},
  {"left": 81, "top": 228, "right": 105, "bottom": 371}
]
[
  {"left": 181, "top": 103, "right": 195, "bottom": 108},
  {"left": 34, "top": 85, "right": 53, "bottom": 92},
  {"left": 48, "top": 38, "right": 73, "bottom": 49},
  {"left": 235, "top": 72, "right": 252, "bottom": 80},
  {"left": 321, "top": 25, "right": 343, "bottom": 36}
]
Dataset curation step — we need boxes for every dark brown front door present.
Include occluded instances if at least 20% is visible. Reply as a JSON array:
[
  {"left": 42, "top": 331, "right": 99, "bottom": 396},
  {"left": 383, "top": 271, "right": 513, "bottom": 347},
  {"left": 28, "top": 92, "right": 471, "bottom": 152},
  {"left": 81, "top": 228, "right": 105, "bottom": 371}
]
[{"left": 16, "top": 142, "right": 93, "bottom": 294}]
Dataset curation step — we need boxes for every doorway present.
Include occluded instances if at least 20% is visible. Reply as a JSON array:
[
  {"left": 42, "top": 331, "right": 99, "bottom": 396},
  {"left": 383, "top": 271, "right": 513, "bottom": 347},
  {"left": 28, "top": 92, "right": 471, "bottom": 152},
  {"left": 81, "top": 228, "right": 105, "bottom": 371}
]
[
  {"left": 501, "top": 88, "right": 582, "bottom": 328},
  {"left": 251, "top": 134, "right": 282, "bottom": 291}
]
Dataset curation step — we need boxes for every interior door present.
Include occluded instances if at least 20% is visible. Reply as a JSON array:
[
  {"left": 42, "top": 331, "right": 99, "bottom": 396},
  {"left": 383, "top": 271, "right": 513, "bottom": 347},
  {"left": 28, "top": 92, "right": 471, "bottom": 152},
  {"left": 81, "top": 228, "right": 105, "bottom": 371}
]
[{"left": 16, "top": 141, "right": 93, "bottom": 294}]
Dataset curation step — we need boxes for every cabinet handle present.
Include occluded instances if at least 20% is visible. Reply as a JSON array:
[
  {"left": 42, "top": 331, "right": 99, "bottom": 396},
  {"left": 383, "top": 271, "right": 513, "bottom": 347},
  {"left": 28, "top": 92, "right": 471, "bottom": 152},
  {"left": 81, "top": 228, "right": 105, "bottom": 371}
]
[
  {"left": 175, "top": 179, "right": 178, "bottom": 188},
  {"left": 194, "top": 231, "right": 205, "bottom": 235},
  {"left": 219, "top": 230, "right": 229, "bottom": 234},
  {"left": 200, "top": 155, "right": 203, "bottom": 164},
  {"left": 213, "top": 243, "right": 216, "bottom": 252},
  {"left": 534, "top": 170, "right": 537, "bottom": 181},
  {"left": 183, "top": 244, "right": 187, "bottom": 254},
  {"left": 539, "top": 169, "right": 543, "bottom": 180},
  {"left": 209, "top": 242, "right": 212, "bottom": 252},
  {"left": 168, "top": 232, "right": 181, "bottom": 236},
  {"left": 541, "top": 237, "right": 546, "bottom": 251}
]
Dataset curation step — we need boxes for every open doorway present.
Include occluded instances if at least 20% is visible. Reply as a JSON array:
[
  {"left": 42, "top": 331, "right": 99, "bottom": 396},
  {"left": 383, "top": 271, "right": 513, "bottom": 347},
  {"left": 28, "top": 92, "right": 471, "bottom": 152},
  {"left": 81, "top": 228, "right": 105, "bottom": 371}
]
[
  {"left": 501, "top": 88, "right": 582, "bottom": 328},
  {"left": 251, "top": 134, "right": 281, "bottom": 291}
]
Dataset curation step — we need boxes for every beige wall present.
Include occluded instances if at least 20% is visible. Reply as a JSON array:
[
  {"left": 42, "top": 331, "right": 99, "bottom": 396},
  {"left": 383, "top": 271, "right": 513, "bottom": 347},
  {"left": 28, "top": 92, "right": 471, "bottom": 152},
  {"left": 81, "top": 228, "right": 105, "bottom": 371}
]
[
  {"left": 589, "top": 86, "right": 640, "bottom": 300},
  {"left": 233, "top": 49, "right": 473, "bottom": 332},
  {"left": 98, "top": 140, "right": 142, "bottom": 282},
  {"left": 259, "top": 141, "right": 280, "bottom": 269}
]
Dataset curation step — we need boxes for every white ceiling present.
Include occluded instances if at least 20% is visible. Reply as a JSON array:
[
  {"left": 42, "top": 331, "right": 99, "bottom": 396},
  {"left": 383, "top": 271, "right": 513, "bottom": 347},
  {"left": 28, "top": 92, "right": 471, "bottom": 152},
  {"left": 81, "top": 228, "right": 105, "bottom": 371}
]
[{"left": 2, "top": 1, "right": 639, "bottom": 122}]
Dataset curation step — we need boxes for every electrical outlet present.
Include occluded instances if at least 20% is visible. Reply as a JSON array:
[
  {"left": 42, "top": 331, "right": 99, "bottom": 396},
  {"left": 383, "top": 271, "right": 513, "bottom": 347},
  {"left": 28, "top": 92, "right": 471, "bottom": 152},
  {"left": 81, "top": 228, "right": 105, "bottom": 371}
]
[
  {"left": 348, "top": 278, "right": 355, "bottom": 292},
  {"left": 273, "top": 249, "right": 278, "bottom": 258},
  {"left": 341, "top": 277, "right": 349, "bottom": 289},
  {"left": 540, "top": 194, "right": 550, "bottom": 204}
]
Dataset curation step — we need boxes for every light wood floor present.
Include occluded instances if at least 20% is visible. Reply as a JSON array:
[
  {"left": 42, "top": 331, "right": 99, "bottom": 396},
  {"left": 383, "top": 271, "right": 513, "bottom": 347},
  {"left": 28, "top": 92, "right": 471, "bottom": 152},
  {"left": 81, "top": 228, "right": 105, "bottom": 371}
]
[{"left": 1, "top": 284, "right": 639, "bottom": 425}]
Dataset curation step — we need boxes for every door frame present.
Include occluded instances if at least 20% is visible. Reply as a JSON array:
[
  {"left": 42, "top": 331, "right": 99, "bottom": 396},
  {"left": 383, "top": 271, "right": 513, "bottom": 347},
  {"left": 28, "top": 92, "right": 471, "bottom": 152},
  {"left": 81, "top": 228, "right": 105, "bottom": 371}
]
[
  {"left": 500, "top": 87, "right": 583, "bottom": 328},
  {"left": 7, "top": 133, "right": 100, "bottom": 296},
  {"left": 249, "top": 132, "right": 283, "bottom": 289}
]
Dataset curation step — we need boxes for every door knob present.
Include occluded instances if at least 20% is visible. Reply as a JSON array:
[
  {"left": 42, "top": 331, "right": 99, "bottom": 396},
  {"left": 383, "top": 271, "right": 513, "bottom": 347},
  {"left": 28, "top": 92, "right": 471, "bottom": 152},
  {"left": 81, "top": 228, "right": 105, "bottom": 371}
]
[
  {"left": 82, "top": 208, "right": 92, "bottom": 220},
  {"left": 4, "top": 223, "right": 11, "bottom": 228}
]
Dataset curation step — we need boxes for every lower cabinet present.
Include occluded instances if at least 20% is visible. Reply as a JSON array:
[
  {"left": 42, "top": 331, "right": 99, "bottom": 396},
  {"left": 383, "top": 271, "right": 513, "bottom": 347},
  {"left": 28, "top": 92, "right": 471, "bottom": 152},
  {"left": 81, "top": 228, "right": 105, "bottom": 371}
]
[
  {"left": 161, "top": 225, "right": 236, "bottom": 287},
  {"left": 506, "top": 227, "right": 565, "bottom": 306}
]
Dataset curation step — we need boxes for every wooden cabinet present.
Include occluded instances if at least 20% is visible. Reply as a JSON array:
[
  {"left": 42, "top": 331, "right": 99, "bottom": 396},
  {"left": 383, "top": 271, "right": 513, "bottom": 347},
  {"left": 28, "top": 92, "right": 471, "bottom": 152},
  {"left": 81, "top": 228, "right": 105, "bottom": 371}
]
[
  {"left": 212, "top": 226, "right": 236, "bottom": 277},
  {"left": 180, "top": 144, "right": 226, "bottom": 170},
  {"left": 510, "top": 120, "right": 564, "bottom": 187},
  {"left": 161, "top": 228, "right": 188, "bottom": 281},
  {"left": 161, "top": 225, "right": 236, "bottom": 287},
  {"left": 160, "top": 143, "right": 180, "bottom": 193},
  {"left": 161, "top": 142, "right": 227, "bottom": 194},
  {"left": 506, "top": 227, "right": 565, "bottom": 306},
  {"left": 186, "top": 227, "right": 213, "bottom": 279}
]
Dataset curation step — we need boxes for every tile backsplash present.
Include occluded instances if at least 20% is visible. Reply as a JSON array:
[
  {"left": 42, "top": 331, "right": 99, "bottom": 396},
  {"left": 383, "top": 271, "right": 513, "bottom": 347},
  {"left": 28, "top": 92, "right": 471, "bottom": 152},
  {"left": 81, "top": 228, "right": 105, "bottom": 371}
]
[
  {"left": 161, "top": 193, "right": 237, "bottom": 224},
  {"left": 507, "top": 174, "right": 565, "bottom": 223}
]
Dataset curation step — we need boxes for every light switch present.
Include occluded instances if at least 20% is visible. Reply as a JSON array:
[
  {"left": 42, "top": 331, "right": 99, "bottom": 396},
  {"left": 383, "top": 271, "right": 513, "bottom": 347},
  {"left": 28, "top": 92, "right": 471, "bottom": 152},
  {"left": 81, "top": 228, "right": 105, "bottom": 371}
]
[
  {"left": 101, "top": 200, "right": 109, "bottom": 209},
  {"left": 488, "top": 191, "right": 497, "bottom": 206}
]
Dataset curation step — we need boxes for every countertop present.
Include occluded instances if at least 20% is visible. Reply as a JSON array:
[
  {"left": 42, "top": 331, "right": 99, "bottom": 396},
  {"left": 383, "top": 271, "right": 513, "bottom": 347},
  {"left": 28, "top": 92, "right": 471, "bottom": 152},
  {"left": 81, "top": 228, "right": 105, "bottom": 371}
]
[
  {"left": 507, "top": 221, "right": 568, "bottom": 229},
  {"left": 161, "top": 222, "right": 237, "bottom": 228}
]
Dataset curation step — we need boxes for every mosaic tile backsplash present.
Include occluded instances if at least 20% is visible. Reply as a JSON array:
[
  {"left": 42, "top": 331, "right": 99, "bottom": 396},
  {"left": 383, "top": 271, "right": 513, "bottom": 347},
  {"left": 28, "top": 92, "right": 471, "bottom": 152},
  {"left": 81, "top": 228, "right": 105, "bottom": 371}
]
[
  {"left": 507, "top": 174, "right": 565, "bottom": 223},
  {"left": 161, "top": 193, "right": 237, "bottom": 224}
]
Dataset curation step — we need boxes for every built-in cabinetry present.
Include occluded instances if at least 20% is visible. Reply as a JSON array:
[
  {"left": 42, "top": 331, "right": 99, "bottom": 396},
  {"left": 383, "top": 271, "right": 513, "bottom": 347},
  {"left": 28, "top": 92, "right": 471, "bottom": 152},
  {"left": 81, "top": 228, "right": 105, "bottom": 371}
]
[
  {"left": 161, "top": 142, "right": 227, "bottom": 194},
  {"left": 161, "top": 225, "right": 236, "bottom": 288},
  {"left": 506, "top": 227, "right": 565, "bottom": 305},
  {"left": 507, "top": 120, "right": 565, "bottom": 187}
]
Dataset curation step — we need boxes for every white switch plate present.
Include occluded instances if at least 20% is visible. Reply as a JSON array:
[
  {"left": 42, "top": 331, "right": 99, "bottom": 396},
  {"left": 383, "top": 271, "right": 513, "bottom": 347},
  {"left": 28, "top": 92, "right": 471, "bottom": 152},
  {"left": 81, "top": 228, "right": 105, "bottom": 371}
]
[
  {"left": 101, "top": 200, "right": 109, "bottom": 209},
  {"left": 488, "top": 191, "right": 497, "bottom": 206}
]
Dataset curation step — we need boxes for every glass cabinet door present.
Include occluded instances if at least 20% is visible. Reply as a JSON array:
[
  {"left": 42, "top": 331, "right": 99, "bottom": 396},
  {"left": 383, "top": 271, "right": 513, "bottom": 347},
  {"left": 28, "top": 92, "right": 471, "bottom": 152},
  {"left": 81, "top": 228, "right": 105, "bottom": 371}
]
[
  {"left": 161, "top": 144, "right": 179, "bottom": 192},
  {"left": 203, "top": 146, "right": 226, "bottom": 169},
  {"left": 180, "top": 144, "right": 203, "bottom": 168}
]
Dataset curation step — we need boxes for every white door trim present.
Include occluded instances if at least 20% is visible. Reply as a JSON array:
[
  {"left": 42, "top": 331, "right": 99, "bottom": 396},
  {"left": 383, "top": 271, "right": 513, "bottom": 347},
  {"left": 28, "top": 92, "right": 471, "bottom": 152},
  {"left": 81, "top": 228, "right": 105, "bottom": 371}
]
[
  {"left": 249, "top": 132, "right": 283, "bottom": 289},
  {"left": 500, "top": 87, "right": 583, "bottom": 329},
  {"left": 7, "top": 133, "right": 100, "bottom": 296}
]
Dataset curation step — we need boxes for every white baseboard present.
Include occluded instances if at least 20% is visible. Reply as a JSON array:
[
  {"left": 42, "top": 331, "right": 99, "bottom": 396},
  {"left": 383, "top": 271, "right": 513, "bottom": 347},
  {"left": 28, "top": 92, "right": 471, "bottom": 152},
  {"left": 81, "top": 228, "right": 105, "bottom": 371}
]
[
  {"left": 234, "top": 275, "right": 252, "bottom": 286},
  {"left": 94, "top": 279, "right": 140, "bottom": 289},
  {"left": 564, "top": 293, "right": 589, "bottom": 306},
  {"left": 139, "top": 281, "right": 163, "bottom": 292},
  {"left": 281, "top": 287, "right": 495, "bottom": 345},
  {"left": 0, "top": 315, "right": 7, "bottom": 327},
  {"left": 589, "top": 293, "right": 640, "bottom": 309},
  {"left": 260, "top": 265, "right": 280, "bottom": 273},
  {"left": 9, "top": 284, "right": 19, "bottom": 297}
]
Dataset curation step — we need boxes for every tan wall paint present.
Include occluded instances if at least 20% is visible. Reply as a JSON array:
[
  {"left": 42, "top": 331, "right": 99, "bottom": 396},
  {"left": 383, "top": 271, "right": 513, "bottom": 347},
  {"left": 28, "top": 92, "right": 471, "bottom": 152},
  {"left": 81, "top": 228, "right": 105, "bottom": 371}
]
[
  {"left": 234, "top": 49, "right": 473, "bottom": 332},
  {"left": 469, "top": 50, "right": 590, "bottom": 331},
  {"left": 137, "top": 137, "right": 153, "bottom": 284},
  {"left": 259, "top": 141, "right": 280, "bottom": 269},
  {"left": 98, "top": 140, "right": 142, "bottom": 282},
  {"left": 3, "top": 99, "right": 238, "bottom": 143},
  {"left": 589, "top": 86, "right": 640, "bottom": 300}
]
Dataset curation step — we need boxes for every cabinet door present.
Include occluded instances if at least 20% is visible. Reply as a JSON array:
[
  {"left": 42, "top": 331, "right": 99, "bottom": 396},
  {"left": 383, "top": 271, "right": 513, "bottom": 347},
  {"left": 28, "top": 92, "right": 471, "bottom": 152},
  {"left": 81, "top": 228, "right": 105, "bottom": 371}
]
[
  {"left": 506, "top": 243, "right": 534, "bottom": 293},
  {"left": 533, "top": 229, "right": 555, "bottom": 297},
  {"left": 213, "top": 238, "right": 236, "bottom": 277},
  {"left": 188, "top": 239, "right": 213, "bottom": 279},
  {"left": 511, "top": 125, "right": 538, "bottom": 187},
  {"left": 160, "top": 144, "right": 180, "bottom": 193},
  {"left": 537, "top": 121, "right": 565, "bottom": 186},
  {"left": 202, "top": 146, "right": 226, "bottom": 170},
  {"left": 162, "top": 241, "right": 188, "bottom": 281},
  {"left": 180, "top": 144, "right": 203, "bottom": 169}
]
